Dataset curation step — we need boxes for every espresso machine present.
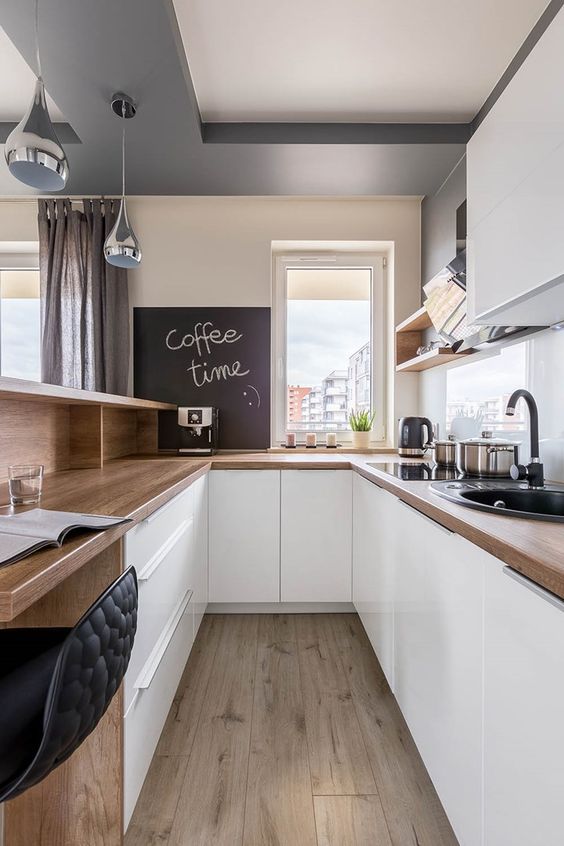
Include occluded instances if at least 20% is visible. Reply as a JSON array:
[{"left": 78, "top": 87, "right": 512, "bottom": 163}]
[{"left": 177, "top": 407, "right": 219, "bottom": 455}]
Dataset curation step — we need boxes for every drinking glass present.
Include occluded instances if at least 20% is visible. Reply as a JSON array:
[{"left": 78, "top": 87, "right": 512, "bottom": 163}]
[{"left": 8, "top": 465, "right": 44, "bottom": 505}]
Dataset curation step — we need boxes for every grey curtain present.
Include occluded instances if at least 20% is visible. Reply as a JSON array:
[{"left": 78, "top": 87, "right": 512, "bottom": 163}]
[{"left": 38, "top": 198, "right": 130, "bottom": 394}]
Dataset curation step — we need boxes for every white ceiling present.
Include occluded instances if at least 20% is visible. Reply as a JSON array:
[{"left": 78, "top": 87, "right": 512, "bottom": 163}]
[
  {"left": 173, "top": 0, "right": 550, "bottom": 122},
  {"left": 0, "top": 25, "right": 64, "bottom": 122}
]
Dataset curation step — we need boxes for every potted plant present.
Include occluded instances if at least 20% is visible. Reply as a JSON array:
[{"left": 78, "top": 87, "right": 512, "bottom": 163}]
[{"left": 349, "top": 409, "right": 376, "bottom": 449}]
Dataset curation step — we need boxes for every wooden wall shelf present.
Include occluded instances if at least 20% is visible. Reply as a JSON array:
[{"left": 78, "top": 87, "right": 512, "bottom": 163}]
[
  {"left": 0, "top": 379, "right": 177, "bottom": 481},
  {"left": 396, "top": 347, "right": 471, "bottom": 372},
  {"left": 395, "top": 306, "right": 471, "bottom": 372},
  {"left": 0, "top": 377, "right": 175, "bottom": 410}
]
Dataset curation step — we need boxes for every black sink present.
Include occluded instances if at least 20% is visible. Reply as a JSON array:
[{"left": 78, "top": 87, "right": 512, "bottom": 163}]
[{"left": 431, "top": 481, "right": 564, "bottom": 522}]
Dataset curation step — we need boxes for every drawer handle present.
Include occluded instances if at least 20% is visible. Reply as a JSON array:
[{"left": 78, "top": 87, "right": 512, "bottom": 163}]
[
  {"left": 144, "top": 490, "right": 189, "bottom": 524},
  {"left": 503, "top": 567, "right": 564, "bottom": 612},
  {"left": 397, "top": 498, "right": 455, "bottom": 536},
  {"left": 134, "top": 588, "right": 193, "bottom": 692},
  {"left": 137, "top": 518, "right": 193, "bottom": 581}
]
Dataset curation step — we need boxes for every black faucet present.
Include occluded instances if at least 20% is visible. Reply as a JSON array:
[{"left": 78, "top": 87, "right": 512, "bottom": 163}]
[{"left": 505, "top": 389, "right": 544, "bottom": 489}]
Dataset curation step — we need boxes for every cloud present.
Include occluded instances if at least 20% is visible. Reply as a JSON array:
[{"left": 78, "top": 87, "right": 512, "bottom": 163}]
[{"left": 287, "top": 300, "right": 370, "bottom": 386}]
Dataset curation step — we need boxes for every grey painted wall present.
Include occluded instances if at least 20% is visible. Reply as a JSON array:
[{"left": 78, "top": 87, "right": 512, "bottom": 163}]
[{"left": 420, "top": 155, "right": 467, "bottom": 291}]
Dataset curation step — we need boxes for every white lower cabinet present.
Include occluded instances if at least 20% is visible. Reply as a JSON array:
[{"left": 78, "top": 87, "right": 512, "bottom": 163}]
[
  {"left": 123, "top": 481, "right": 208, "bottom": 830},
  {"left": 483, "top": 563, "right": 564, "bottom": 846},
  {"left": 352, "top": 474, "right": 397, "bottom": 686},
  {"left": 281, "top": 470, "right": 352, "bottom": 602},
  {"left": 192, "top": 474, "right": 208, "bottom": 636},
  {"left": 393, "top": 498, "right": 484, "bottom": 846},
  {"left": 209, "top": 470, "right": 281, "bottom": 602}
]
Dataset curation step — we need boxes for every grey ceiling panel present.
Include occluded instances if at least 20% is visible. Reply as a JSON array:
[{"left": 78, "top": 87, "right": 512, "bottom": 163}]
[{"left": 0, "top": 0, "right": 464, "bottom": 196}]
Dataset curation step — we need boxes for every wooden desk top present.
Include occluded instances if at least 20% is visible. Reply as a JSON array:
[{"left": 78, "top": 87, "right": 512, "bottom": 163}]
[{"left": 0, "top": 453, "right": 563, "bottom": 621}]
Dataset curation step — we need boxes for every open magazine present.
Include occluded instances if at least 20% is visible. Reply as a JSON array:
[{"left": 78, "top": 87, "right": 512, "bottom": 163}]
[{"left": 0, "top": 509, "right": 132, "bottom": 567}]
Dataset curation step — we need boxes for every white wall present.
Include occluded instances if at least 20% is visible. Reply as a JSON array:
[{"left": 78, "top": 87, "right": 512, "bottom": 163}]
[{"left": 0, "top": 196, "right": 422, "bottom": 445}]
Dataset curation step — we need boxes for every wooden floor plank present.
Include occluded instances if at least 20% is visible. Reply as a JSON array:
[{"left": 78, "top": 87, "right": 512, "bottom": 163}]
[
  {"left": 157, "top": 615, "right": 225, "bottom": 757},
  {"left": 124, "top": 756, "right": 188, "bottom": 846},
  {"left": 168, "top": 614, "right": 259, "bottom": 846},
  {"left": 331, "top": 614, "right": 459, "bottom": 846},
  {"left": 295, "top": 614, "right": 377, "bottom": 797},
  {"left": 314, "top": 795, "right": 393, "bottom": 846},
  {"left": 243, "top": 615, "right": 317, "bottom": 846}
]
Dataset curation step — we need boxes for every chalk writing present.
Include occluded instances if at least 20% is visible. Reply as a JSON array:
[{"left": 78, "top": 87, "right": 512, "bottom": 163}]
[{"left": 165, "top": 321, "right": 251, "bottom": 389}]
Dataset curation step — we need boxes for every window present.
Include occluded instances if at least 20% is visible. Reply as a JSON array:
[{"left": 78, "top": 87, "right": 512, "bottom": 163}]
[
  {"left": 0, "top": 269, "right": 41, "bottom": 381},
  {"left": 273, "top": 252, "right": 385, "bottom": 444},
  {"left": 446, "top": 341, "right": 528, "bottom": 435}
]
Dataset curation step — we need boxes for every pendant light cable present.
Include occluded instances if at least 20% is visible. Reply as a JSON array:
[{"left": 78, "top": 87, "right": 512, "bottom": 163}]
[
  {"left": 34, "top": 0, "right": 42, "bottom": 80},
  {"left": 121, "top": 101, "right": 126, "bottom": 199}
]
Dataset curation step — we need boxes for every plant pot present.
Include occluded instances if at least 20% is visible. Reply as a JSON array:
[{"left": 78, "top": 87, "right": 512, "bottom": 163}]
[{"left": 352, "top": 430, "right": 372, "bottom": 449}]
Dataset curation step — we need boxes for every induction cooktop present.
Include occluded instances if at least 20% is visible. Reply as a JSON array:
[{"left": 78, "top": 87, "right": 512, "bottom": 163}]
[{"left": 368, "top": 461, "right": 462, "bottom": 482}]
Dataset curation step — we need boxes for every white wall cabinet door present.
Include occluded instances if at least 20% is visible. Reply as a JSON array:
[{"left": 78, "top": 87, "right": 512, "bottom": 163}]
[
  {"left": 393, "top": 500, "right": 484, "bottom": 846},
  {"left": 209, "top": 470, "right": 280, "bottom": 602},
  {"left": 484, "top": 563, "right": 564, "bottom": 846},
  {"left": 466, "top": 7, "right": 564, "bottom": 325},
  {"left": 352, "top": 474, "right": 397, "bottom": 687},
  {"left": 281, "top": 470, "right": 352, "bottom": 602},
  {"left": 192, "top": 473, "right": 208, "bottom": 635}
]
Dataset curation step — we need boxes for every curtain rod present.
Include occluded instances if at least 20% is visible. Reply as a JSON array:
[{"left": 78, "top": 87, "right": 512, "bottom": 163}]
[{"left": 0, "top": 197, "right": 122, "bottom": 204}]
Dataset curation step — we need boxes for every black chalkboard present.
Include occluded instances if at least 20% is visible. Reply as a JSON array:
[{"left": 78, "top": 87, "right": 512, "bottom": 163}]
[{"left": 134, "top": 307, "right": 271, "bottom": 450}]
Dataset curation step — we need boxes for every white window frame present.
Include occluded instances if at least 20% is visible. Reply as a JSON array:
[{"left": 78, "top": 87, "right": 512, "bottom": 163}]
[{"left": 272, "top": 251, "right": 386, "bottom": 446}]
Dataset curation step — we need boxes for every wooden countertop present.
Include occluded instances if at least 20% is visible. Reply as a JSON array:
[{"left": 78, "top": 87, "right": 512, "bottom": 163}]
[{"left": 1, "top": 452, "right": 563, "bottom": 621}]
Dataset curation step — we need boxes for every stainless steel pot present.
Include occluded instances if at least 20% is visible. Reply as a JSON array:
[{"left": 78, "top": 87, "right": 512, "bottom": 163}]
[
  {"left": 456, "top": 434, "right": 520, "bottom": 478},
  {"left": 430, "top": 437, "right": 457, "bottom": 467}
]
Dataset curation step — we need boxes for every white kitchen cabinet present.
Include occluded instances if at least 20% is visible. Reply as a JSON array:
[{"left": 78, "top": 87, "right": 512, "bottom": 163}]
[
  {"left": 352, "top": 474, "right": 397, "bottom": 687},
  {"left": 209, "top": 470, "right": 280, "bottom": 602},
  {"left": 280, "top": 470, "right": 352, "bottom": 602},
  {"left": 483, "top": 562, "right": 564, "bottom": 846},
  {"left": 192, "top": 473, "right": 208, "bottom": 636},
  {"left": 393, "top": 499, "right": 484, "bottom": 846},
  {"left": 124, "top": 479, "right": 208, "bottom": 830},
  {"left": 466, "top": 6, "right": 564, "bottom": 325}
]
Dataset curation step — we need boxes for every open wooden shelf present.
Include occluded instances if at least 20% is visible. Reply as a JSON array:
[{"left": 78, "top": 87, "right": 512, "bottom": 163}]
[
  {"left": 396, "top": 347, "right": 471, "bottom": 372},
  {"left": 395, "top": 306, "right": 472, "bottom": 372}
]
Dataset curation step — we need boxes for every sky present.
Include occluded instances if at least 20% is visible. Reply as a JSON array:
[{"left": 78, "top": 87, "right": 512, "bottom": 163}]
[
  {"left": 1, "top": 300, "right": 41, "bottom": 381},
  {"left": 287, "top": 299, "right": 370, "bottom": 387}
]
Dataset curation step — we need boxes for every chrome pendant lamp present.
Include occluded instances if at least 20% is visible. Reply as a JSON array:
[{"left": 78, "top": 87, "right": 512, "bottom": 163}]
[
  {"left": 104, "top": 93, "right": 142, "bottom": 269},
  {"left": 4, "top": 0, "right": 69, "bottom": 191}
]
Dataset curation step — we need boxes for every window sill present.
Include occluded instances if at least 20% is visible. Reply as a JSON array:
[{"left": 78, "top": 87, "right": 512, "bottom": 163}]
[{"left": 268, "top": 445, "right": 396, "bottom": 454}]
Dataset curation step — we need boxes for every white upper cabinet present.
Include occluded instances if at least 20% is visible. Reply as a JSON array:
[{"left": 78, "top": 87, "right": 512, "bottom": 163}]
[
  {"left": 281, "top": 470, "right": 352, "bottom": 602},
  {"left": 467, "top": 7, "right": 564, "bottom": 325},
  {"left": 484, "top": 562, "right": 564, "bottom": 846},
  {"left": 209, "top": 470, "right": 281, "bottom": 602},
  {"left": 352, "top": 474, "right": 397, "bottom": 687}
]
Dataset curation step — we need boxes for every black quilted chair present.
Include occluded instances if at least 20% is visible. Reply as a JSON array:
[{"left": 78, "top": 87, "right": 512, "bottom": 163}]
[{"left": 0, "top": 566, "right": 137, "bottom": 803}]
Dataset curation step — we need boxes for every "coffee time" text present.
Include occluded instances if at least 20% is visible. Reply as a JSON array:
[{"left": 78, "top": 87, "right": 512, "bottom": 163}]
[{"left": 165, "top": 321, "right": 250, "bottom": 388}]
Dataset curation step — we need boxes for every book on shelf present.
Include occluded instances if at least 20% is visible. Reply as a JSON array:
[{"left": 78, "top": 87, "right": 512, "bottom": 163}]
[{"left": 0, "top": 509, "right": 132, "bottom": 567}]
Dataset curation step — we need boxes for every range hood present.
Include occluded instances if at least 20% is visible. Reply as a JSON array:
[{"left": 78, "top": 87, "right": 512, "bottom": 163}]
[{"left": 425, "top": 249, "right": 531, "bottom": 351}]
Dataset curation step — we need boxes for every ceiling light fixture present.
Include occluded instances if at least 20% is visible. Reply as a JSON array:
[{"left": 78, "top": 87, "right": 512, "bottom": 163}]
[
  {"left": 4, "top": 0, "right": 69, "bottom": 191},
  {"left": 104, "top": 93, "right": 142, "bottom": 269}
]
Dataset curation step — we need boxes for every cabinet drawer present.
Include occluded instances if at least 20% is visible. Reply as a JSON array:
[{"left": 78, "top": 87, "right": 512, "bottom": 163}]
[
  {"left": 125, "top": 514, "right": 194, "bottom": 710},
  {"left": 125, "top": 484, "right": 194, "bottom": 573},
  {"left": 124, "top": 589, "right": 194, "bottom": 830}
]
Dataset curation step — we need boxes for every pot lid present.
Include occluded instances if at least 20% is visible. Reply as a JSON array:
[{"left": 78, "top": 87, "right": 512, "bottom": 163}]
[{"left": 459, "top": 436, "right": 515, "bottom": 446}]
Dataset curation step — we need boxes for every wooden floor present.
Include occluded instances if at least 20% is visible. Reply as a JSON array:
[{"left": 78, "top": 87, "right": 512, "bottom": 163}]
[{"left": 125, "top": 614, "right": 459, "bottom": 846}]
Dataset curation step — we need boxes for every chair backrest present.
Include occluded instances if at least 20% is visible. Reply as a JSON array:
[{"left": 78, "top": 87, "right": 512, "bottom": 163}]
[{"left": 2, "top": 566, "right": 138, "bottom": 802}]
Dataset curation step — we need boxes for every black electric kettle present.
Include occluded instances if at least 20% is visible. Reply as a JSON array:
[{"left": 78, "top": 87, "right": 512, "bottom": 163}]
[{"left": 398, "top": 416, "right": 434, "bottom": 457}]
